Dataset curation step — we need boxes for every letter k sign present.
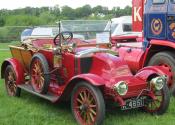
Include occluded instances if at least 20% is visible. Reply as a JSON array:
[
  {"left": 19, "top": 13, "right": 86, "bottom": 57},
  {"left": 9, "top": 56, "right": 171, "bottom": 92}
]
[{"left": 134, "top": 7, "right": 142, "bottom": 22}]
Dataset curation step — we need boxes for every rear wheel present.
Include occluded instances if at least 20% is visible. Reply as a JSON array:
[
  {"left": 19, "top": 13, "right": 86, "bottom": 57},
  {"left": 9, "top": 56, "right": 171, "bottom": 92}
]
[
  {"left": 144, "top": 84, "right": 170, "bottom": 115},
  {"left": 148, "top": 52, "right": 175, "bottom": 95},
  {"left": 71, "top": 82, "right": 105, "bottom": 125},
  {"left": 4, "top": 65, "right": 21, "bottom": 97},
  {"left": 30, "top": 53, "right": 50, "bottom": 94}
]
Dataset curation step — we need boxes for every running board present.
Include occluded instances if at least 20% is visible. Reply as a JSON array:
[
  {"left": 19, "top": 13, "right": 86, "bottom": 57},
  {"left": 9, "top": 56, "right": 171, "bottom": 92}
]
[{"left": 18, "top": 84, "right": 59, "bottom": 102}]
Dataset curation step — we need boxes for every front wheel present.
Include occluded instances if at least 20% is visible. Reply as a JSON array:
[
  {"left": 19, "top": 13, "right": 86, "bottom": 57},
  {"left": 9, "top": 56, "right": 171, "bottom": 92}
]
[
  {"left": 71, "top": 82, "right": 105, "bottom": 125},
  {"left": 143, "top": 84, "right": 170, "bottom": 115}
]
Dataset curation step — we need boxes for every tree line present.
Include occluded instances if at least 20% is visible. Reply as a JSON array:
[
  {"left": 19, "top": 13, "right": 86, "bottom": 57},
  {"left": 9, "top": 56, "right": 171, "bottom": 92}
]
[
  {"left": 0, "top": 5, "right": 131, "bottom": 26},
  {"left": 0, "top": 5, "right": 131, "bottom": 42}
]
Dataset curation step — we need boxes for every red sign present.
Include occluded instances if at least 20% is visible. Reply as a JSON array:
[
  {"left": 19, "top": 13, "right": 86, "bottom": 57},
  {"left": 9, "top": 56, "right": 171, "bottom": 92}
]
[{"left": 132, "top": 0, "right": 144, "bottom": 32}]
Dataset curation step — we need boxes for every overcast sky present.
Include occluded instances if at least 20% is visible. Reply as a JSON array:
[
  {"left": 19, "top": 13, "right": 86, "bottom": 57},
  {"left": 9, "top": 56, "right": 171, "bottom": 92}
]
[{"left": 0, "top": 0, "right": 131, "bottom": 10}]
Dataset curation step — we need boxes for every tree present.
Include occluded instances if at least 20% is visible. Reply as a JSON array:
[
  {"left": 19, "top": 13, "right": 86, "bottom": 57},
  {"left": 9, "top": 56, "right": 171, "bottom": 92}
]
[
  {"left": 92, "top": 5, "right": 108, "bottom": 15},
  {"left": 123, "top": 6, "right": 132, "bottom": 15},
  {"left": 61, "top": 6, "right": 75, "bottom": 20},
  {"left": 40, "top": 11, "right": 56, "bottom": 24},
  {"left": 75, "top": 5, "right": 92, "bottom": 18},
  {"left": 0, "top": 17, "right": 5, "bottom": 26},
  {"left": 52, "top": 5, "right": 60, "bottom": 17}
]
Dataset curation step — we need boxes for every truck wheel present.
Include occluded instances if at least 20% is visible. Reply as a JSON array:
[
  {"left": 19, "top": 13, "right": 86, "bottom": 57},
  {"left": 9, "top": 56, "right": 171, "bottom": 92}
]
[
  {"left": 30, "top": 53, "right": 50, "bottom": 94},
  {"left": 148, "top": 52, "right": 175, "bottom": 95},
  {"left": 143, "top": 84, "right": 170, "bottom": 115},
  {"left": 71, "top": 82, "right": 105, "bottom": 125},
  {"left": 4, "top": 65, "right": 21, "bottom": 97}
]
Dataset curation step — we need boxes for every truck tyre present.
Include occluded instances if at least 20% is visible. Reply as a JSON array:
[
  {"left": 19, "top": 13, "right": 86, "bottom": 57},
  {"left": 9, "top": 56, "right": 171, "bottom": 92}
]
[
  {"left": 148, "top": 51, "right": 175, "bottom": 96},
  {"left": 30, "top": 53, "right": 50, "bottom": 94},
  {"left": 71, "top": 82, "right": 105, "bottom": 125},
  {"left": 4, "top": 65, "right": 21, "bottom": 97}
]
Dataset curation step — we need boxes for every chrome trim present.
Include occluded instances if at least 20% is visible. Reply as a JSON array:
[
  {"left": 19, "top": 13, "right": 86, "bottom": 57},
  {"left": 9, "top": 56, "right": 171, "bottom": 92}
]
[{"left": 75, "top": 48, "right": 117, "bottom": 58}]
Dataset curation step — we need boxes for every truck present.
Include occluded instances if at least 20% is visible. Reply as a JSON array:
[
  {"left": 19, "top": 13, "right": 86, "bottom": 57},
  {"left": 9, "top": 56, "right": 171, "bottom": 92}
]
[
  {"left": 117, "top": 0, "right": 175, "bottom": 96},
  {"left": 104, "top": 16, "right": 142, "bottom": 43}
]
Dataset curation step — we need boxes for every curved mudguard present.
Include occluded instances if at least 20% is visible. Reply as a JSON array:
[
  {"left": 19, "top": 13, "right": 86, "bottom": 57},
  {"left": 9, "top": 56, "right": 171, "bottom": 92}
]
[
  {"left": 69, "top": 73, "right": 106, "bottom": 86},
  {"left": 1, "top": 58, "right": 25, "bottom": 85},
  {"left": 135, "top": 66, "right": 170, "bottom": 81}
]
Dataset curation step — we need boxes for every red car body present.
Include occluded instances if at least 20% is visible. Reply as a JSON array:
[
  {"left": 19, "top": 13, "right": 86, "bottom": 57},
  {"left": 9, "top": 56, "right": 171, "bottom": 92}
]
[{"left": 1, "top": 33, "right": 170, "bottom": 125}]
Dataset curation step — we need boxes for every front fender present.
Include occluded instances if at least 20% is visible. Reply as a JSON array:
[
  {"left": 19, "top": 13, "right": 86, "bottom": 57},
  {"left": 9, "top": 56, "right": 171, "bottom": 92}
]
[
  {"left": 69, "top": 73, "right": 106, "bottom": 86},
  {"left": 1, "top": 58, "right": 25, "bottom": 85},
  {"left": 60, "top": 74, "right": 106, "bottom": 101},
  {"left": 135, "top": 66, "right": 170, "bottom": 81}
]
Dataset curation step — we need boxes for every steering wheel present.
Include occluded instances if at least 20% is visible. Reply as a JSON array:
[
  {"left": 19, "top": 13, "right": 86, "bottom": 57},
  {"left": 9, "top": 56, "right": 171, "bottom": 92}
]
[{"left": 53, "top": 31, "right": 73, "bottom": 46}]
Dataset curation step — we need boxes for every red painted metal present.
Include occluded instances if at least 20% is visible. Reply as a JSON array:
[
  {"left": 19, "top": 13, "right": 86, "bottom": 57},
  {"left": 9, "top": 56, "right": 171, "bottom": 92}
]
[
  {"left": 69, "top": 74, "right": 106, "bottom": 86},
  {"left": 2, "top": 39, "right": 168, "bottom": 101},
  {"left": 118, "top": 46, "right": 145, "bottom": 73},
  {"left": 117, "top": 39, "right": 175, "bottom": 73},
  {"left": 111, "top": 35, "right": 140, "bottom": 44},
  {"left": 150, "top": 39, "right": 175, "bottom": 48},
  {"left": 132, "top": 0, "right": 144, "bottom": 32},
  {"left": 136, "top": 66, "right": 171, "bottom": 80},
  {"left": 1, "top": 38, "right": 167, "bottom": 103},
  {"left": 1, "top": 58, "right": 24, "bottom": 85}
]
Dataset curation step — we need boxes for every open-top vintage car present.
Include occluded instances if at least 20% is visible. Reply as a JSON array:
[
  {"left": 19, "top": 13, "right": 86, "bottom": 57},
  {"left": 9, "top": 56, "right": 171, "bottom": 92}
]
[{"left": 1, "top": 21, "right": 170, "bottom": 125}]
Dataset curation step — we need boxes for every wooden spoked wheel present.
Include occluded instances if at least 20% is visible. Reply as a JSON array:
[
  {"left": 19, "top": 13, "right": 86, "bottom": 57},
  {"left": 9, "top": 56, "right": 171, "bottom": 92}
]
[
  {"left": 30, "top": 53, "right": 50, "bottom": 94},
  {"left": 71, "top": 82, "right": 105, "bottom": 125},
  {"left": 144, "top": 84, "right": 170, "bottom": 115},
  {"left": 4, "top": 65, "right": 21, "bottom": 96}
]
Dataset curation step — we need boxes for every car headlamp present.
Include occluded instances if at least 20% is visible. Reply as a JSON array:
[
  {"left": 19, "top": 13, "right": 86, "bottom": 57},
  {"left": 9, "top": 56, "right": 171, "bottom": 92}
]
[
  {"left": 114, "top": 81, "right": 128, "bottom": 96},
  {"left": 150, "top": 76, "right": 166, "bottom": 90}
]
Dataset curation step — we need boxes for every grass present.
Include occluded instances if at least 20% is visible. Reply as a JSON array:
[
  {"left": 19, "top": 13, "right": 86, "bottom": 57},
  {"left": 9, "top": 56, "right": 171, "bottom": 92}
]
[
  {"left": 0, "top": 41, "right": 20, "bottom": 49},
  {"left": 0, "top": 43, "right": 175, "bottom": 125}
]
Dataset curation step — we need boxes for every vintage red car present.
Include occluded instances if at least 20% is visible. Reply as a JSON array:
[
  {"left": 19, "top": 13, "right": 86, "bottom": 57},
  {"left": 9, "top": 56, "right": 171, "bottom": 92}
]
[{"left": 1, "top": 31, "right": 170, "bottom": 125}]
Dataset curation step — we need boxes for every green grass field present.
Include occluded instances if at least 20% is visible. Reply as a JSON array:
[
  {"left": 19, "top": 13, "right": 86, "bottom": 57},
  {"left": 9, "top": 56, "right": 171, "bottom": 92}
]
[
  {"left": 0, "top": 43, "right": 175, "bottom": 125},
  {"left": 0, "top": 41, "right": 20, "bottom": 49}
]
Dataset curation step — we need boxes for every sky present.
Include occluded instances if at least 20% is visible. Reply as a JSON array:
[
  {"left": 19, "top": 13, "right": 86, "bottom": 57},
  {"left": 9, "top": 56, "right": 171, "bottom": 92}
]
[{"left": 0, "top": 0, "right": 131, "bottom": 10}]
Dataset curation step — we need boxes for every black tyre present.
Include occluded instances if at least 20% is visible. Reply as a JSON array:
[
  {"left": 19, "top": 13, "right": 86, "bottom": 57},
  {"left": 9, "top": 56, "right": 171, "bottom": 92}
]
[
  {"left": 144, "top": 84, "right": 170, "bottom": 115},
  {"left": 71, "top": 82, "right": 105, "bottom": 125},
  {"left": 4, "top": 65, "right": 21, "bottom": 97},
  {"left": 148, "top": 51, "right": 175, "bottom": 96},
  {"left": 30, "top": 53, "right": 50, "bottom": 94}
]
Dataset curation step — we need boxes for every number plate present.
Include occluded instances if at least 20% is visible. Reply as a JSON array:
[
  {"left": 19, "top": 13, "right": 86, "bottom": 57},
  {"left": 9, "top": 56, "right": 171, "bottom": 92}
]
[{"left": 121, "top": 97, "right": 146, "bottom": 110}]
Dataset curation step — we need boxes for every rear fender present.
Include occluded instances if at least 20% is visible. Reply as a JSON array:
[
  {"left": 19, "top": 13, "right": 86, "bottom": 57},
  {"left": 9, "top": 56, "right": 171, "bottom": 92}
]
[
  {"left": 1, "top": 58, "right": 25, "bottom": 85},
  {"left": 135, "top": 66, "right": 170, "bottom": 81}
]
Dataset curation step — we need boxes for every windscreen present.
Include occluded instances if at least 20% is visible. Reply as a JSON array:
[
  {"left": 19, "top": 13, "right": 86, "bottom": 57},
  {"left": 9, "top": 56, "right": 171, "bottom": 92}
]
[
  {"left": 105, "top": 22, "right": 118, "bottom": 34},
  {"left": 60, "top": 20, "right": 110, "bottom": 43}
]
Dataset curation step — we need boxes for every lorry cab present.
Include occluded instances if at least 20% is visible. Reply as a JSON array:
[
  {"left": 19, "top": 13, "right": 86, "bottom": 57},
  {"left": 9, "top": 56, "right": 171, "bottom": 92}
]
[
  {"left": 105, "top": 16, "right": 142, "bottom": 43},
  {"left": 144, "top": 0, "right": 175, "bottom": 42},
  {"left": 105, "top": 16, "right": 133, "bottom": 36},
  {"left": 117, "top": 0, "right": 175, "bottom": 95}
]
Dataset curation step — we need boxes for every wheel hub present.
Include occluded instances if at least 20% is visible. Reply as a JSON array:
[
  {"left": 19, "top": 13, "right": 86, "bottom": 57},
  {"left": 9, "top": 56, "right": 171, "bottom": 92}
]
[
  {"left": 8, "top": 81, "right": 13, "bottom": 86},
  {"left": 80, "top": 103, "right": 88, "bottom": 111}
]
